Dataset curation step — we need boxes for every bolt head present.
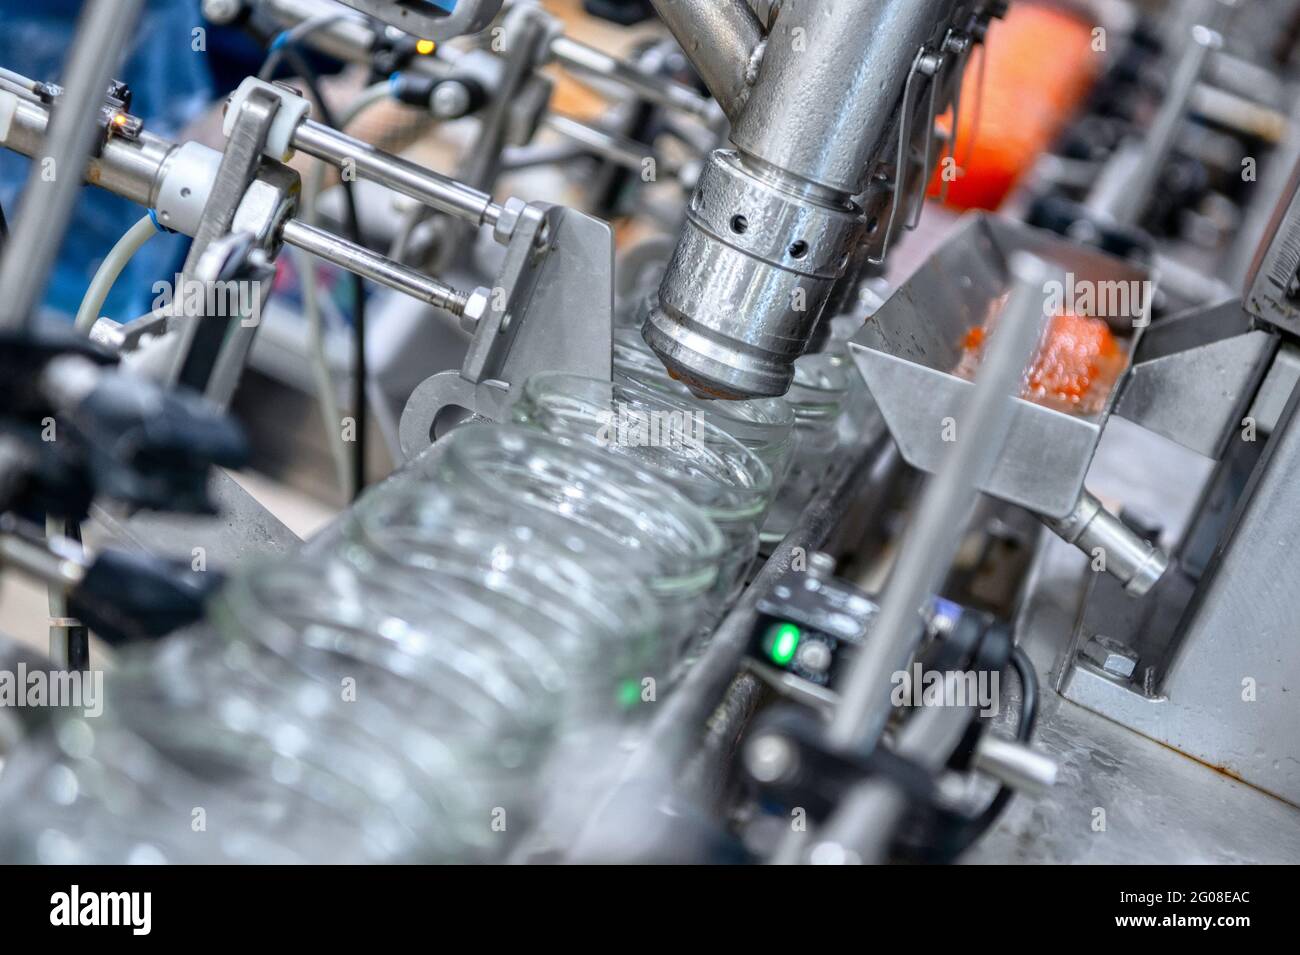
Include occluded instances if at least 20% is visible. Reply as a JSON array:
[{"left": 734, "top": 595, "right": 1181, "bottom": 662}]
[{"left": 1081, "top": 635, "right": 1139, "bottom": 679}]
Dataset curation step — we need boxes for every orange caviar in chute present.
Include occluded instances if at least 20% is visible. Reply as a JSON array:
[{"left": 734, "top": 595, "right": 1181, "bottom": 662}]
[{"left": 957, "top": 312, "right": 1124, "bottom": 416}]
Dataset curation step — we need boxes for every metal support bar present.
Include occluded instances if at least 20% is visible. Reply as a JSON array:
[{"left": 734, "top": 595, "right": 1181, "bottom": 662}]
[
  {"left": 0, "top": 0, "right": 144, "bottom": 329},
  {"left": 281, "top": 218, "right": 469, "bottom": 314},
  {"left": 830, "top": 253, "right": 1053, "bottom": 753},
  {"left": 548, "top": 34, "right": 716, "bottom": 121},
  {"left": 292, "top": 119, "right": 504, "bottom": 228}
]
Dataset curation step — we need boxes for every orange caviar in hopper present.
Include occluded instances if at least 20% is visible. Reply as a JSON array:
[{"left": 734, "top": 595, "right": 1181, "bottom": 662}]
[{"left": 957, "top": 312, "right": 1124, "bottom": 416}]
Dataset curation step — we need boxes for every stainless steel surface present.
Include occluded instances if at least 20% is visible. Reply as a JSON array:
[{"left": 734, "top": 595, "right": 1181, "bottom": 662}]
[
  {"left": 850, "top": 214, "right": 1152, "bottom": 519},
  {"left": 282, "top": 218, "right": 470, "bottom": 314},
  {"left": 85, "top": 469, "right": 298, "bottom": 571},
  {"left": 730, "top": 0, "right": 959, "bottom": 196},
  {"left": 0, "top": 0, "right": 143, "bottom": 330},
  {"left": 831, "top": 252, "right": 1053, "bottom": 754},
  {"left": 1113, "top": 299, "right": 1276, "bottom": 458},
  {"left": 646, "top": 0, "right": 763, "bottom": 121},
  {"left": 166, "top": 85, "right": 280, "bottom": 395},
  {"left": 1041, "top": 490, "right": 1168, "bottom": 597},
  {"left": 1061, "top": 379, "right": 1300, "bottom": 806},
  {"left": 642, "top": 149, "right": 863, "bottom": 398},
  {"left": 972, "top": 526, "right": 1300, "bottom": 864},
  {"left": 398, "top": 203, "right": 615, "bottom": 453},
  {"left": 292, "top": 119, "right": 505, "bottom": 229},
  {"left": 642, "top": 0, "right": 988, "bottom": 401},
  {"left": 548, "top": 34, "right": 715, "bottom": 121}
]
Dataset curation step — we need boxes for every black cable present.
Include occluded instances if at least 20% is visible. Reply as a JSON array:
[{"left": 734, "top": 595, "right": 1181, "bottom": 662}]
[
  {"left": 0, "top": 194, "right": 8, "bottom": 249},
  {"left": 945, "top": 645, "right": 1040, "bottom": 857},
  {"left": 1009, "top": 644, "right": 1039, "bottom": 741},
  {"left": 262, "top": 44, "right": 369, "bottom": 500}
]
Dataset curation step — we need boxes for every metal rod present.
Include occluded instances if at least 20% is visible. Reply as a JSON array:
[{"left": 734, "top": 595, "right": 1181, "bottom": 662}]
[
  {"left": 543, "top": 114, "right": 676, "bottom": 176},
  {"left": 828, "top": 253, "right": 1055, "bottom": 753},
  {"left": 292, "top": 119, "right": 504, "bottom": 228},
  {"left": 281, "top": 218, "right": 469, "bottom": 314},
  {"left": 0, "top": 0, "right": 144, "bottom": 329},
  {"left": 1097, "top": 24, "right": 1221, "bottom": 227},
  {"left": 1041, "top": 489, "right": 1168, "bottom": 596},
  {"left": 548, "top": 35, "right": 716, "bottom": 121}
]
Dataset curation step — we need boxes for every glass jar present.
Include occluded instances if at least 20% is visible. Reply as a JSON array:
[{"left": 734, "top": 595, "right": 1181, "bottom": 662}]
[
  {"left": 510, "top": 373, "right": 773, "bottom": 604},
  {"left": 429, "top": 423, "right": 725, "bottom": 664},
  {"left": 0, "top": 705, "right": 360, "bottom": 864},
  {"left": 612, "top": 325, "right": 797, "bottom": 483},
  {"left": 207, "top": 557, "right": 566, "bottom": 858},
  {"left": 760, "top": 352, "right": 853, "bottom": 546},
  {"left": 2, "top": 633, "right": 491, "bottom": 862},
  {"left": 338, "top": 480, "right": 665, "bottom": 711}
]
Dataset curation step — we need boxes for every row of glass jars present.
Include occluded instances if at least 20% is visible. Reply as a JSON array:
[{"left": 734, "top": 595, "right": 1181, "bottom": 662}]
[{"left": 0, "top": 332, "right": 868, "bottom": 863}]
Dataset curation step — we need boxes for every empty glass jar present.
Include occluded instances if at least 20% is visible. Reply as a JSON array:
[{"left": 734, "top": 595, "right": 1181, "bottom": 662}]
[
  {"left": 612, "top": 325, "right": 797, "bottom": 482},
  {"left": 760, "top": 352, "right": 854, "bottom": 546},
  {"left": 428, "top": 423, "right": 725, "bottom": 664},
  {"left": 338, "top": 480, "right": 665, "bottom": 713},
  {"left": 510, "top": 373, "right": 773, "bottom": 605}
]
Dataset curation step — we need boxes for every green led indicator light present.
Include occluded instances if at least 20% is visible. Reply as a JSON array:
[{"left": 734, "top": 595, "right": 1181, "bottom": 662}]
[
  {"left": 765, "top": 622, "right": 801, "bottom": 666},
  {"left": 617, "top": 679, "right": 640, "bottom": 709}
]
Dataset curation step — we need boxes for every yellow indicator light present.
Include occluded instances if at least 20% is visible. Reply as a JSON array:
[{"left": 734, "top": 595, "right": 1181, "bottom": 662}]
[{"left": 416, "top": 39, "right": 435, "bottom": 55}]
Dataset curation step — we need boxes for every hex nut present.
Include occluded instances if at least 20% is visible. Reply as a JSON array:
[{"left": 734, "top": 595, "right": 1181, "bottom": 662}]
[
  {"left": 1081, "top": 635, "right": 1139, "bottom": 680},
  {"left": 493, "top": 196, "right": 528, "bottom": 245},
  {"left": 460, "top": 286, "right": 492, "bottom": 333}
]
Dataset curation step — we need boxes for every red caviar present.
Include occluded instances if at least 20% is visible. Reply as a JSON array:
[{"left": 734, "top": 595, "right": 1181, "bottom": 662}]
[{"left": 957, "top": 312, "right": 1123, "bottom": 415}]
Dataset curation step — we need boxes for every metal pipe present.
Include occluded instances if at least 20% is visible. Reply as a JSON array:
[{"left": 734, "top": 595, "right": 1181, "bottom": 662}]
[
  {"left": 643, "top": 0, "right": 967, "bottom": 399},
  {"left": 1041, "top": 490, "right": 1169, "bottom": 597},
  {"left": 829, "top": 253, "right": 1054, "bottom": 753},
  {"left": 972, "top": 735, "right": 1059, "bottom": 795},
  {"left": 0, "top": 0, "right": 144, "bottom": 330},
  {"left": 282, "top": 219, "right": 469, "bottom": 314},
  {"left": 0, "top": 95, "right": 180, "bottom": 211},
  {"left": 292, "top": 119, "right": 504, "bottom": 228},
  {"left": 731, "top": 0, "right": 958, "bottom": 195},
  {"left": 647, "top": 0, "right": 764, "bottom": 121},
  {"left": 548, "top": 35, "right": 716, "bottom": 121}
]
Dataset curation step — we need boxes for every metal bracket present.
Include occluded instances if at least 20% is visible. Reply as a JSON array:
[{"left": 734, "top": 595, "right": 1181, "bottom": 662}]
[
  {"left": 164, "top": 85, "right": 282, "bottom": 398},
  {"left": 399, "top": 202, "right": 615, "bottom": 457}
]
